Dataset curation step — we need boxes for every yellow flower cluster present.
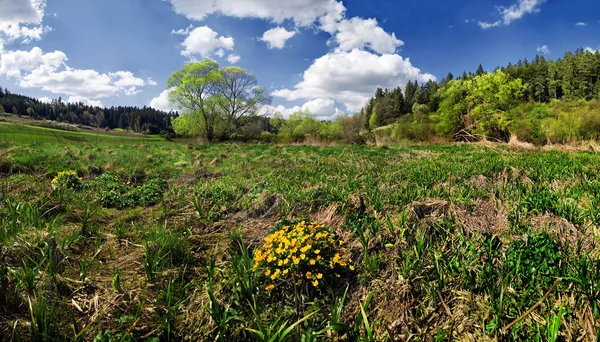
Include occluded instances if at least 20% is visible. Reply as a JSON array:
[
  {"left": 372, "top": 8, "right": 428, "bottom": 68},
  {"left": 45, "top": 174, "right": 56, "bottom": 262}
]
[
  {"left": 253, "top": 221, "right": 353, "bottom": 291},
  {"left": 52, "top": 170, "right": 78, "bottom": 185}
]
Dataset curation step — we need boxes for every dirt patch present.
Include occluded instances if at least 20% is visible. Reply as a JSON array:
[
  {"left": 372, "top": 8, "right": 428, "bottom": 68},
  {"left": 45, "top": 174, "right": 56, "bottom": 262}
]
[
  {"left": 408, "top": 199, "right": 454, "bottom": 222},
  {"left": 508, "top": 135, "right": 536, "bottom": 150},
  {"left": 311, "top": 203, "right": 344, "bottom": 231},
  {"left": 249, "top": 192, "right": 283, "bottom": 218},
  {"left": 469, "top": 174, "right": 489, "bottom": 189},
  {"left": 456, "top": 199, "right": 510, "bottom": 235},
  {"left": 529, "top": 214, "right": 598, "bottom": 255}
]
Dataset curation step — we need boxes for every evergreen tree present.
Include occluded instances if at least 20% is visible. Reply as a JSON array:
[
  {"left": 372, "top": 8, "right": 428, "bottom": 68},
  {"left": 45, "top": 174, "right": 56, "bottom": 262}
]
[{"left": 476, "top": 64, "right": 485, "bottom": 76}]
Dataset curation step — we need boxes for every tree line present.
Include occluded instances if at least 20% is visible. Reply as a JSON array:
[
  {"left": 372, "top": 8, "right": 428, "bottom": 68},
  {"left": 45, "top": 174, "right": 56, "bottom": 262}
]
[
  {"left": 0, "top": 87, "right": 177, "bottom": 134},
  {"left": 355, "top": 48, "right": 600, "bottom": 144}
]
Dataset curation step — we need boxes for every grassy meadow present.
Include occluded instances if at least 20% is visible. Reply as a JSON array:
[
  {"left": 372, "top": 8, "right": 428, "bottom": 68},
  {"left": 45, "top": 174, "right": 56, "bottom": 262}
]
[{"left": 3, "top": 122, "right": 600, "bottom": 341}]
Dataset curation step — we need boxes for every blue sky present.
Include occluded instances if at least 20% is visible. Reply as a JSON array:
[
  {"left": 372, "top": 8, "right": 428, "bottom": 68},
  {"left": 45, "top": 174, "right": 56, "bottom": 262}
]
[{"left": 0, "top": 0, "right": 599, "bottom": 119}]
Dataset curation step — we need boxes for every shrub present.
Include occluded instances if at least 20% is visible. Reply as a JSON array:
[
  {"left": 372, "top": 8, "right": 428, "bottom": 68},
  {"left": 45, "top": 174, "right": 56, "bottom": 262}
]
[
  {"left": 95, "top": 173, "right": 167, "bottom": 209},
  {"left": 51, "top": 170, "right": 83, "bottom": 190},
  {"left": 393, "top": 114, "right": 436, "bottom": 142},
  {"left": 253, "top": 221, "right": 354, "bottom": 293},
  {"left": 258, "top": 131, "right": 274, "bottom": 143}
]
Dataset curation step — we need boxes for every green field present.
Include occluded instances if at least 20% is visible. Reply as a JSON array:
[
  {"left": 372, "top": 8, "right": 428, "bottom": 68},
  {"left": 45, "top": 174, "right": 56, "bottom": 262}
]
[{"left": 2, "top": 123, "right": 600, "bottom": 341}]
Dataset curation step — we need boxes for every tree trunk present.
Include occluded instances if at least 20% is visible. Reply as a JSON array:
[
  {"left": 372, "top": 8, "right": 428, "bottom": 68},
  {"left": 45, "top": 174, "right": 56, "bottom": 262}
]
[{"left": 206, "top": 126, "right": 214, "bottom": 143}]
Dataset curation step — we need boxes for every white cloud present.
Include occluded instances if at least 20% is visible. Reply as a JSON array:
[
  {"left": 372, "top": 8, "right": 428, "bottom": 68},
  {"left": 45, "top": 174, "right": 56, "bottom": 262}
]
[
  {"left": 272, "top": 48, "right": 435, "bottom": 113},
  {"left": 0, "top": 0, "right": 50, "bottom": 42},
  {"left": 226, "top": 54, "right": 241, "bottom": 64},
  {"left": 332, "top": 17, "right": 403, "bottom": 54},
  {"left": 265, "top": 98, "right": 343, "bottom": 120},
  {"left": 585, "top": 47, "right": 598, "bottom": 53},
  {"left": 575, "top": 22, "right": 588, "bottom": 27},
  {"left": 0, "top": 47, "right": 151, "bottom": 102},
  {"left": 167, "top": 0, "right": 432, "bottom": 115},
  {"left": 537, "top": 45, "right": 550, "bottom": 54},
  {"left": 479, "top": 0, "right": 546, "bottom": 29},
  {"left": 0, "top": 46, "right": 66, "bottom": 77},
  {"left": 147, "top": 78, "right": 158, "bottom": 86},
  {"left": 169, "top": 0, "right": 345, "bottom": 29},
  {"left": 0, "top": 0, "right": 45, "bottom": 25},
  {"left": 260, "top": 27, "right": 296, "bottom": 49},
  {"left": 178, "top": 26, "right": 234, "bottom": 58},
  {"left": 38, "top": 96, "right": 51, "bottom": 103},
  {"left": 150, "top": 88, "right": 178, "bottom": 112},
  {"left": 66, "top": 96, "right": 103, "bottom": 107},
  {"left": 171, "top": 25, "right": 193, "bottom": 35},
  {"left": 478, "top": 21, "right": 501, "bottom": 30}
]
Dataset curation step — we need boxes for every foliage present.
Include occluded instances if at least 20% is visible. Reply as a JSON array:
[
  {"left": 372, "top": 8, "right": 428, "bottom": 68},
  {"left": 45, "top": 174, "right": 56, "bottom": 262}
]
[
  {"left": 94, "top": 173, "right": 167, "bottom": 209},
  {"left": 167, "top": 58, "right": 270, "bottom": 142}
]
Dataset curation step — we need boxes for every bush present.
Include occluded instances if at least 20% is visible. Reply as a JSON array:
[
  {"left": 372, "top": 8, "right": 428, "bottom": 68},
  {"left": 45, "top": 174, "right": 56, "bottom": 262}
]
[
  {"left": 393, "top": 114, "right": 436, "bottom": 142},
  {"left": 253, "top": 221, "right": 354, "bottom": 293},
  {"left": 95, "top": 173, "right": 167, "bottom": 209},
  {"left": 51, "top": 170, "right": 83, "bottom": 190},
  {"left": 258, "top": 131, "right": 274, "bottom": 143}
]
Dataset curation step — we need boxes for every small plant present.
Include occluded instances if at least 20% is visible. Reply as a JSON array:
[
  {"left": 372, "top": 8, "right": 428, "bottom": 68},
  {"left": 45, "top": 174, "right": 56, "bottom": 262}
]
[
  {"left": 253, "top": 221, "right": 354, "bottom": 294},
  {"left": 15, "top": 260, "right": 40, "bottom": 296},
  {"left": 29, "top": 294, "right": 63, "bottom": 341},
  {"left": 79, "top": 255, "right": 92, "bottom": 282},
  {"left": 143, "top": 242, "right": 162, "bottom": 282},
  {"left": 52, "top": 170, "right": 83, "bottom": 190},
  {"left": 112, "top": 269, "right": 122, "bottom": 293},
  {"left": 114, "top": 223, "right": 126, "bottom": 241}
]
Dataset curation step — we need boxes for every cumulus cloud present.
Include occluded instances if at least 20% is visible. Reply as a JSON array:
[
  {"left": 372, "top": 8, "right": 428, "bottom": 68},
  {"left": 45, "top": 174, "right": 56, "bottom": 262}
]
[
  {"left": 168, "top": 0, "right": 433, "bottom": 115},
  {"left": 479, "top": 0, "right": 546, "bottom": 29},
  {"left": 260, "top": 27, "right": 296, "bottom": 49},
  {"left": 0, "top": 47, "right": 151, "bottom": 102},
  {"left": 272, "top": 49, "right": 435, "bottom": 113},
  {"left": 179, "top": 26, "right": 234, "bottom": 58},
  {"left": 585, "top": 47, "right": 598, "bottom": 53},
  {"left": 0, "top": 46, "right": 66, "bottom": 77},
  {"left": 169, "top": 0, "right": 345, "bottom": 29},
  {"left": 0, "top": 0, "right": 50, "bottom": 42},
  {"left": 332, "top": 17, "right": 403, "bottom": 54},
  {"left": 226, "top": 54, "right": 240, "bottom": 64},
  {"left": 149, "top": 88, "right": 178, "bottom": 112},
  {"left": 66, "top": 96, "right": 103, "bottom": 107},
  {"left": 537, "top": 45, "right": 550, "bottom": 54},
  {"left": 147, "top": 78, "right": 158, "bottom": 86},
  {"left": 265, "top": 98, "right": 343, "bottom": 120},
  {"left": 575, "top": 22, "right": 588, "bottom": 27}
]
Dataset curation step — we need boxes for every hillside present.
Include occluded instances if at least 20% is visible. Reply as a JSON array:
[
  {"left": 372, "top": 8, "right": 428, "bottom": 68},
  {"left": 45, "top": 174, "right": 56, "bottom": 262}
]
[{"left": 0, "top": 87, "right": 177, "bottom": 134}]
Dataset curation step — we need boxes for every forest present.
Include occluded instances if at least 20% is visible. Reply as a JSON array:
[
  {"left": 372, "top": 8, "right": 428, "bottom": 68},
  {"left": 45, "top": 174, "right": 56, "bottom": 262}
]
[
  {"left": 0, "top": 88, "right": 177, "bottom": 134},
  {"left": 358, "top": 48, "right": 600, "bottom": 145}
]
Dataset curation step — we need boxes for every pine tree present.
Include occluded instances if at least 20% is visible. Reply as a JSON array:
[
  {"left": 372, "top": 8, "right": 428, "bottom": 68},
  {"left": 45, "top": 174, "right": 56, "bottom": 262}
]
[{"left": 476, "top": 64, "right": 485, "bottom": 76}]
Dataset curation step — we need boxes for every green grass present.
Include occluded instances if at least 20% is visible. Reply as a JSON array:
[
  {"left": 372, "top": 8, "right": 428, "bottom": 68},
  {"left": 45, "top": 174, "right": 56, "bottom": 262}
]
[{"left": 2, "top": 123, "right": 600, "bottom": 340}]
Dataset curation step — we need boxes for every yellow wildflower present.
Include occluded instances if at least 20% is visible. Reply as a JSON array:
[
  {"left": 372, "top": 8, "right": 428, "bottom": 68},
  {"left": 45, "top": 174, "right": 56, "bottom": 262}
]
[{"left": 265, "top": 284, "right": 275, "bottom": 291}]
